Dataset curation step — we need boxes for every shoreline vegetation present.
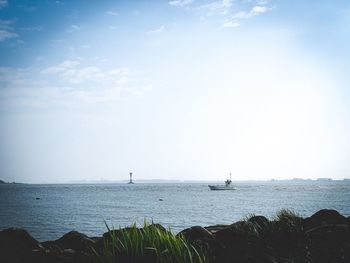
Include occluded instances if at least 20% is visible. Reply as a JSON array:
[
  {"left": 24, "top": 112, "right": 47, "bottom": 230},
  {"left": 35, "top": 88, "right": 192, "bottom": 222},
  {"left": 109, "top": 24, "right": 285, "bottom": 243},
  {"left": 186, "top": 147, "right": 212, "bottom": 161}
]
[{"left": 1, "top": 209, "right": 350, "bottom": 263}]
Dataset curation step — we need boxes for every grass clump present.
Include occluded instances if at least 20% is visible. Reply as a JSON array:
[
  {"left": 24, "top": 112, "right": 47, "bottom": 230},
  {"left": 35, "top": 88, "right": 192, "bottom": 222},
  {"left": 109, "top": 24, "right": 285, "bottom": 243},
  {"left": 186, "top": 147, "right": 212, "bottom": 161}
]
[
  {"left": 275, "top": 209, "right": 301, "bottom": 223},
  {"left": 94, "top": 222, "right": 208, "bottom": 263},
  {"left": 273, "top": 209, "right": 303, "bottom": 232},
  {"left": 242, "top": 210, "right": 304, "bottom": 245},
  {"left": 269, "top": 209, "right": 305, "bottom": 256}
]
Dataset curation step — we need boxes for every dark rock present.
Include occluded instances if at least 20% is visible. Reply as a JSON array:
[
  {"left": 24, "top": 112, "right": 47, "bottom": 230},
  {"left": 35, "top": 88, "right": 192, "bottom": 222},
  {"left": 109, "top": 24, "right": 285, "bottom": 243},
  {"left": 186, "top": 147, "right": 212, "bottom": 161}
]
[
  {"left": 0, "top": 228, "right": 44, "bottom": 263},
  {"left": 41, "top": 232, "right": 96, "bottom": 263},
  {"left": 306, "top": 224, "right": 350, "bottom": 240},
  {"left": 304, "top": 209, "right": 348, "bottom": 230},
  {"left": 214, "top": 222, "right": 258, "bottom": 262},
  {"left": 178, "top": 226, "right": 213, "bottom": 242},
  {"left": 58, "top": 231, "right": 95, "bottom": 253},
  {"left": 90, "top": 236, "right": 104, "bottom": 250},
  {"left": 230, "top": 220, "right": 270, "bottom": 242},
  {"left": 267, "top": 213, "right": 306, "bottom": 261},
  {"left": 205, "top": 224, "right": 229, "bottom": 234},
  {"left": 179, "top": 226, "right": 224, "bottom": 263},
  {"left": 306, "top": 224, "right": 350, "bottom": 263},
  {"left": 214, "top": 225, "right": 248, "bottom": 262},
  {"left": 62, "top": 248, "right": 76, "bottom": 255},
  {"left": 43, "top": 231, "right": 96, "bottom": 254},
  {"left": 142, "top": 247, "right": 158, "bottom": 263},
  {"left": 270, "top": 218, "right": 303, "bottom": 242},
  {"left": 45, "top": 244, "right": 63, "bottom": 255},
  {"left": 213, "top": 220, "right": 289, "bottom": 263}
]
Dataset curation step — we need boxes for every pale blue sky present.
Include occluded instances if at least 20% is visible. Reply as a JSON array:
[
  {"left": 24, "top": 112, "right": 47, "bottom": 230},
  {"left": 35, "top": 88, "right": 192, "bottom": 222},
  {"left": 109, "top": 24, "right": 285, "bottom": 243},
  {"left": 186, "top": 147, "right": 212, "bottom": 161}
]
[{"left": 1, "top": 0, "right": 350, "bottom": 183}]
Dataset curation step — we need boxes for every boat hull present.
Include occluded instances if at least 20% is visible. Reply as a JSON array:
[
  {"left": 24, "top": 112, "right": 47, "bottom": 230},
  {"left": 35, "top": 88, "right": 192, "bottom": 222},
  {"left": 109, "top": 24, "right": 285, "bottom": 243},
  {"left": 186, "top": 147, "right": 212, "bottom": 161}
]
[{"left": 208, "top": 185, "right": 235, "bottom": 190}]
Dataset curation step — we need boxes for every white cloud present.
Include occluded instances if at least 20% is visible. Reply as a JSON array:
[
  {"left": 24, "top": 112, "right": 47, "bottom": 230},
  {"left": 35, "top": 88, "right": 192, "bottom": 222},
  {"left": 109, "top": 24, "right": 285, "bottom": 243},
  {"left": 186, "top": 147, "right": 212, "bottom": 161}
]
[
  {"left": 168, "top": 0, "right": 193, "bottom": 7},
  {"left": 256, "top": 0, "right": 268, "bottom": 5},
  {"left": 41, "top": 59, "right": 79, "bottom": 73},
  {"left": 148, "top": 25, "right": 165, "bottom": 34},
  {"left": 233, "top": 5, "right": 269, "bottom": 19},
  {"left": 222, "top": 20, "right": 240, "bottom": 28},
  {"left": 198, "top": 0, "right": 233, "bottom": 16},
  {"left": 0, "top": 62, "right": 148, "bottom": 110},
  {"left": 223, "top": 5, "right": 271, "bottom": 28},
  {"left": 67, "top": 25, "right": 81, "bottom": 33},
  {"left": 41, "top": 60, "right": 96, "bottom": 83},
  {"left": 106, "top": 11, "right": 119, "bottom": 16},
  {"left": 20, "top": 26, "right": 43, "bottom": 32},
  {"left": 251, "top": 5, "right": 268, "bottom": 15},
  {"left": 0, "top": 0, "right": 8, "bottom": 9},
  {"left": 0, "top": 19, "right": 18, "bottom": 42},
  {"left": 0, "top": 30, "right": 18, "bottom": 41},
  {"left": 171, "top": 0, "right": 271, "bottom": 28}
]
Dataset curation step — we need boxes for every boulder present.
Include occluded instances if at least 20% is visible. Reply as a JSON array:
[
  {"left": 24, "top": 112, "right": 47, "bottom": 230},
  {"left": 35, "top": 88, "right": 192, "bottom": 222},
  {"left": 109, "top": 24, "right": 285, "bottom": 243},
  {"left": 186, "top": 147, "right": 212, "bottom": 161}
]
[
  {"left": 0, "top": 228, "right": 44, "bottom": 263},
  {"left": 179, "top": 226, "right": 224, "bottom": 263},
  {"left": 178, "top": 226, "right": 213, "bottom": 242},
  {"left": 214, "top": 223, "right": 253, "bottom": 262},
  {"left": 304, "top": 209, "right": 348, "bottom": 230},
  {"left": 62, "top": 248, "right": 76, "bottom": 255},
  {"left": 205, "top": 224, "right": 229, "bottom": 234},
  {"left": 214, "top": 219, "right": 298, "bottom": 263},
  {"left": 89, "top": 236, "right": 104, "bottom": 250},
  {"left": 269, "top": 219, "right": 303, "bottom": 243},
  {"left": 306, "top": 224, "right": 350, "bottom": 263},
  {"left": 142, "top": 247, "right": 158, "bottom": 263},
  {"left": 306, "top": 224, "right": 350, "bottom": 241},
  {"left": 43, "top": 231, "right": 95, "bottom": 254}
]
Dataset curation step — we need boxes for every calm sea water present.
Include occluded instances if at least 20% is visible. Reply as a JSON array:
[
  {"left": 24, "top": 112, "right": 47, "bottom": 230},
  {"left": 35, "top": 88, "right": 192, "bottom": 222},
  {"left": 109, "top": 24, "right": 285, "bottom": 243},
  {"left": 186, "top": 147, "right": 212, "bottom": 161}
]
[{"left": 1, "top": 181, "right": 350, "bottom": 241}]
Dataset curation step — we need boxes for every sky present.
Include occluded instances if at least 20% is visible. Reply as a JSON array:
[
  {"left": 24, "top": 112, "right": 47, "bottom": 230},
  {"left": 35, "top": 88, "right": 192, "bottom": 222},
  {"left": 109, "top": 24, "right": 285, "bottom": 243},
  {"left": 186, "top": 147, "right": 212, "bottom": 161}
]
[{"left": 0, "top": 0, "right": 350, "bottom": 183}]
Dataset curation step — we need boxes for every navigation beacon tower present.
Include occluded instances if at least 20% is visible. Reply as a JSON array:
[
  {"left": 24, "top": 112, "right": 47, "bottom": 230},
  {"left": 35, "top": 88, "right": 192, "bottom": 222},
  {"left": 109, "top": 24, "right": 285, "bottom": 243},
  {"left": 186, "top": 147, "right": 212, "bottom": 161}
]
[{"left": 128, "top": 172, "right": 134, "bottom": 184}]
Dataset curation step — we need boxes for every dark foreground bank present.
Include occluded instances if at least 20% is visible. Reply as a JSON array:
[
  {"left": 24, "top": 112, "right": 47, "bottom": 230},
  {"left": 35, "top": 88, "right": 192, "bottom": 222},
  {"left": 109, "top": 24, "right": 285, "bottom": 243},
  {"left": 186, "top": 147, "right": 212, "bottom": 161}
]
[{"left": 1, "top": 209, "right": 350, "bottom": 263}]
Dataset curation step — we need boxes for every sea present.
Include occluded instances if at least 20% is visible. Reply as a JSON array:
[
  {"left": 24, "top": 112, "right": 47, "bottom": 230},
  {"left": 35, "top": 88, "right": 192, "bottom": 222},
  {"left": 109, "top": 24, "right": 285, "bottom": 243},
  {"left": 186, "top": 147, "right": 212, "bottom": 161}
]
[{"left": 1, "top": 181, "right": 350, "bottom": 241}]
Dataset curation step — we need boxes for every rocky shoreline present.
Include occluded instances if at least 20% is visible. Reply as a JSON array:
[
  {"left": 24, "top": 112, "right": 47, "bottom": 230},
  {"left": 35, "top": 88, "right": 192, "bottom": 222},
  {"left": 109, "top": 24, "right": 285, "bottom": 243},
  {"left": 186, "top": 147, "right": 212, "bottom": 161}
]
[{"left": 1, "top": 209, "right": 350, "bottom": 263}]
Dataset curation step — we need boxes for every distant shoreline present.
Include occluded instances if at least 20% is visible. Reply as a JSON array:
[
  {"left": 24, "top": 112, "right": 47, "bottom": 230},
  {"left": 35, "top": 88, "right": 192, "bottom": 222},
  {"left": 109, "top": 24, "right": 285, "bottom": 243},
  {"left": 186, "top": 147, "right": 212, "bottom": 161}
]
[
  {"left": 1, "top": 178, "right": 349, "bottom": 185},
  {"left": 0, "top": 180, "right": 23, "bottom": 184}
]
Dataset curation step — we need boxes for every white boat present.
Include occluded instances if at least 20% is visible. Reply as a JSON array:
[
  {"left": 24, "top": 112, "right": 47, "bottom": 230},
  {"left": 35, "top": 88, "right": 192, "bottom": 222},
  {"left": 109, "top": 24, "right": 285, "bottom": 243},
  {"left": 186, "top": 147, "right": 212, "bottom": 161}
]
[{"left": 208, "top": 173, "right": 235, "bottom": 190}]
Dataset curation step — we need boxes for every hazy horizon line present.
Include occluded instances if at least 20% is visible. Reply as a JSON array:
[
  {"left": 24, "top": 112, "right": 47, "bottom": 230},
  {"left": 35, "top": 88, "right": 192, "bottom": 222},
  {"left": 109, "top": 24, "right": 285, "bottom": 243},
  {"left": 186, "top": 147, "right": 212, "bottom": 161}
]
[{"left": 2, "top": 177, "right": 350, "bottom": 185}]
